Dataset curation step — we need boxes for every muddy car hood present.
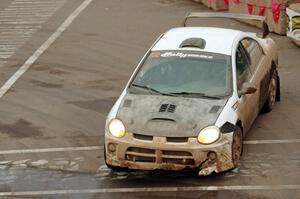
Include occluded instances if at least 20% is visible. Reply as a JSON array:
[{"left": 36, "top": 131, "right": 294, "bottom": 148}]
[{"left": 116, "top": 94, "right": 227, "bottom": 137}]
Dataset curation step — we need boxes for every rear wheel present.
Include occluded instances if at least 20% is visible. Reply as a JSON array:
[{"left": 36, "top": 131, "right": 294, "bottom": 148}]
[
  {"left": 232, "top": 127, "right": 243, "bottom": 167},
  {"left": 263, "top": 72, "right": 277, "bottom": 112},
  {"left": 276, "top": 75, "right": 281, "bottom": 101}
]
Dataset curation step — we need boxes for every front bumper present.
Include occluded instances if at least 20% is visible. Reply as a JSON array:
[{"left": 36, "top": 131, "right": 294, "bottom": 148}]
[{"left": 105, "top": 131, "right": 235, "bottom": 175}]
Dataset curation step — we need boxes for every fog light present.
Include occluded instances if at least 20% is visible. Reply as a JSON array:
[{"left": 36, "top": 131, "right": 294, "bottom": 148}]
[
  {"left": 108, "top": 143, "right": 116, "bottom": 152},
  {"left": 207, "top": 151, "right": 217, "bottom": 161}
]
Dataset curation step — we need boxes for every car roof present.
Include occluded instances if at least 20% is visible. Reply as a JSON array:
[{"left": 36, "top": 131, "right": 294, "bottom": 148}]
[{"left": 152, "top": 27, "right": 244, "bottom": 56}]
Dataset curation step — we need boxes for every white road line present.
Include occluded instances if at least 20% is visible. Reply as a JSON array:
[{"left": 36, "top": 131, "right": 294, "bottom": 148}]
[
  {"left": 0, "top": 185, "right": 298, "bottom": 196},
  {"left": 0, "top": 21, "right": 45, "bottom": 24},
  {"left": 0, "top": 0, "right": 93, "bottom": 98},
  {"left": 0, "top": 49, "right": 19, "bottom": 52},
  {"left": 0, "top": 40, "right": 29, "bottom": 43},
  {"left": 0, "top": 55, "right": 13, "bottom": 59},
  {"left": 244, "top": 139, "right": 300, "bottom": 144},
  {"left": 12, "top": 2, "right": 64, "bottom": 4},
  {"left": 0, "top": 61, "right": 7, "bottom": 66},
  {"left": 0, "top": 44, "right": 18, "bottom": 48},
  {"left": 4, "top": 8, "right": 59, "bottom": 11},
  {"left": 4, "top": 10, "right": 57, "bottom": 14},
  {"left": 0, "top": 32, "right": 35, "bottom": 36},
  {"left": 0, "top": 55, "right": 15, "bottom": 59},
  {"left": 0, "top": 139, "right": 299, "bottom": 155},
  {"left": 0, "top": 27, "right": 41, "bottom": 30},
  {"left": 2, "top": 9, "right": 56, "bottom": 12},
  {"left": 7, "top": 5, "right": 61, "bottom": 8},
  {"left": 0, "top": 0, "right": 65, "bottom": 68},
  {"left": 0, "top": 146, "right": 103, "bottom": 155},
  {"left": 0, "top": 40, "right": 30, "bottom": 43},
  {"left": 0, "top": 18, "right": 47, "bottom": 22},
  {"left": 0, "top": 35, "right": 32, "bottom": 38},
  {"left": 0, "top": 14, "right": 52, "bottom": 17},
  {"left": 0, "top": 49, "right": 19, "bottom": 51},
  {"left": 0, "top": 42, "right": 25, "bottom": 45},
  {"left": 12, "top": 1, "right": 65, "bottom": 4},
  {"left": 5, "top": 8, "right": 59, "bottom": 11},
  {"left": 0, "top": 51, "right": 16, "bottom": 54}
]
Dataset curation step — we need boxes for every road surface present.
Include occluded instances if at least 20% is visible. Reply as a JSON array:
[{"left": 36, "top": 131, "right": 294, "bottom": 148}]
[{"left": 0, "top": 0, "right": 299, "bottom": 198}]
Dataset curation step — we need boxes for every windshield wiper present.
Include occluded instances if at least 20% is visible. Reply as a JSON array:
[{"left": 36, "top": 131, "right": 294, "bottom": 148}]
[
  {"left": 168, "top": 92, "right": 223, "bottom": 99},
  {"left": 131, "top": 84, "right": 175, "bottom": 96}
]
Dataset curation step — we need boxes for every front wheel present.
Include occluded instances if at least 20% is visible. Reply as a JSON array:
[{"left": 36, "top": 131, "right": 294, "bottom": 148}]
[
  {"left": 263, "top": 72, "right": 278, "bottom": 112},
  {"left": 232, "top": 126, "right": 243, "bottom": 167}
]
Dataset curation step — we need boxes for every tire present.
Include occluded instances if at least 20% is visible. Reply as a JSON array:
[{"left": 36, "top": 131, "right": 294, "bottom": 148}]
[
  {"left": 276, "top": 75, "right": 280, "bottom": 102},
  {"left": 263, "top": 72, "right": 278, "bottom": 112},
  {"left": 232, "top": 126, "right": 243, "bottom": 167}
]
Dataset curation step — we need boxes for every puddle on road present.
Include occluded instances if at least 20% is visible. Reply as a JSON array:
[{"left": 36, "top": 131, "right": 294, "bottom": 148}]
[
  {"left": 0, "top": 156, "right": 85, "bottom": 172},
  {"left": 30, "top": 80, "right": 64, "bottom": 89},
  {"left": 84, "top": 79, "right": 126, "bottom": 91},
  {"left": 0, "top": 150, "right": 298, "bottom": 182},
  {"left": 68, "top": 97, "right": 117, "bottom": 114},
  {"left": 225, "top": 151, "right": 300, "bottom": 178},
  {"left": 33, "top": 64, "right": 71, "bottom": 76},
  {"left": 0, "top": 119, "right": 43, "bottom": 138},
  {"left": 0, "top": 150, "right": 298, "bottom": 194},
  {"left": 95, "top": 150, "right": 300, "bottom": 180}
]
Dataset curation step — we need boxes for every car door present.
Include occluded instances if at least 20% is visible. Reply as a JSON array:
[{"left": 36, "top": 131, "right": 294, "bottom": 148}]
[
  {"left": 241, "top": 38, "right": 272, "bottom": 110},
  {"left": 235, "top": 41, "right": 259, "bottom": 132}
]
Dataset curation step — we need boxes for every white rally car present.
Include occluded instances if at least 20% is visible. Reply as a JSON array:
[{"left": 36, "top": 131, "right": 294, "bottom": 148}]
[{"left": 104, "top": 13, "right": 280, "bottom": 176}]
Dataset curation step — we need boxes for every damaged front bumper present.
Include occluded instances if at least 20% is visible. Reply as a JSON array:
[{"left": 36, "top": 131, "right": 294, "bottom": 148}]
[{"left": 105, "top": 132, "right": 235, "bottom": 176}]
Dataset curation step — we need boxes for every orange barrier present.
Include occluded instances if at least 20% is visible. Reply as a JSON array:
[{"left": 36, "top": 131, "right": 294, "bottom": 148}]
[
  {"left": 229, "top": 0, "right": 300, "bottom": 35},
  {"left": 192, "top": 0, "right": 300, "bottom": 35}
]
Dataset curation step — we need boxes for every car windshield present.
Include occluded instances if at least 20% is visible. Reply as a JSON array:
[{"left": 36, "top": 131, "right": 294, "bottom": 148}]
[{"left": 130, "top": 50, "right": 232, "bottom": 98}]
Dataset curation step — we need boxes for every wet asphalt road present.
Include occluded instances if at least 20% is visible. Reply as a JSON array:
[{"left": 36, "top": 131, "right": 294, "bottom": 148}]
[{"left": 0, "top": 0, "right": 299, "bottom": 198}]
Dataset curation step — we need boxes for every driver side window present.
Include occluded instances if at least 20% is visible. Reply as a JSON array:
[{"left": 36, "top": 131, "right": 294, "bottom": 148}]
[{"left": 236, "top": 43, "right": 251, "bottom": 90}]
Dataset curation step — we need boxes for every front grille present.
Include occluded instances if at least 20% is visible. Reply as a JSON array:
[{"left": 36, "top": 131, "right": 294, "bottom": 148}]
[
  {"left": 133, "top": 134, "right": 153, "bottom": 141},
  {"left": 166, "top": 137, "right": 188, "bottom": 143},
  {"left": 127, "top": 147, "right": 155, "bottom": 154},
  {"left": 126, "top": 155, "right": 156, "bottom": 163},
  {"left": 162, "top": 150, "right": 192, "bottom": 156},
  {"left": 162, "top": 150, "right": 194, "bottom": 165},
  {"left": 125, "top": 147, "right": 156, "bottom": 163},
  {"left": 125, "top": 147, "right": 195, "bottom": 166},
  {"left": 162, "top": 158, "right": 195, "bottom": 165}
]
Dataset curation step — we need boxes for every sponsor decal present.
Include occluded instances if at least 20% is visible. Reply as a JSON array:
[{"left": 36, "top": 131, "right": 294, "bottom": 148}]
[
  {"left": 149, "top": 51, "right": 161, "bottom": 58},
  {"left": 287, "top": 8, "right": 300, "bottom": 43},
  {"left": 160, "top": 52, "right": 213, "bottom": 59}
]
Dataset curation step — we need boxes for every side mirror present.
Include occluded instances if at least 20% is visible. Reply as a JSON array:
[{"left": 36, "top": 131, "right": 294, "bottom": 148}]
[{"left": 238, "top": 82, "right": 257, "bottom": 97}]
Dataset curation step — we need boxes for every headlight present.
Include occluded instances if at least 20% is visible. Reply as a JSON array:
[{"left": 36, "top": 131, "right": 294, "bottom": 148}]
[
  {"left": 197, "top": 126, "right": 220, "bottom": 144},
  {"left": 108, "top": 119, "right": 125, "bottom": 138}
]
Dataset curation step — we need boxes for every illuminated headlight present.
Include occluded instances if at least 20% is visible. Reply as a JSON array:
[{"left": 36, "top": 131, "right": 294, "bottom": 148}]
[
  {"left": 197, "top": 126, "right": 221, "bottom": 144},
  {"left": 108, "top": 119, "right": 125, "bottom": 138}
]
